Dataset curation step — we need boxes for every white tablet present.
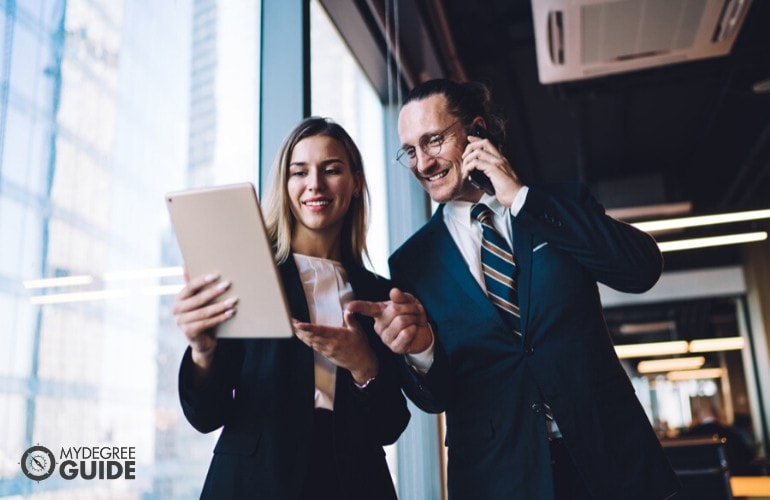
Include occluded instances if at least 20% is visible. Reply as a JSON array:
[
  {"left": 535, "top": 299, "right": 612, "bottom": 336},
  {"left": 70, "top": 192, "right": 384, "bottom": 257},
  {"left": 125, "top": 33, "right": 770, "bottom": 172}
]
[{"left": 165, "top": 182, "right": 293, "bottom": 338}]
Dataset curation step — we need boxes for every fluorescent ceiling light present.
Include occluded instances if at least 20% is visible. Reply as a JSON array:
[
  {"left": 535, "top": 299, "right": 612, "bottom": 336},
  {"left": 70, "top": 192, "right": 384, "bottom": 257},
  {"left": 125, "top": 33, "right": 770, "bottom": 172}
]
[
  {"left": 615, "top": 340, "right": 688, "bottom": 359},
  {"left": 638, "top": 356, "right": 705, "bottom": 374},
  {"left": 666, "top": 368, "right": 723, "bottom": 381},
  {"left": 607, "top": 202, "right": 692, "bottom": 221},
  {"left": 24, "top": 267, "right": 184, "bottom": 292},
  {"left": 633, "top": 209, "right": 770, "bottom": 233},
  {"left": 103, "top": 266, "right": 184, "bottom": 281},
  {"left": 29, "top": 289, "right": 132, "bottom": 305},
  {"left": 619, "top": 320, "right": 676, "bottom": 335},
  {"left": 29, "top": 283, "right": 184, "bottom": 305},
  {"left": 657, "top": 231, "right": 767, "bottom": 253},
  {"left": 689, "top": 336, "right": 745, "bottom": 353},
  {"left": 616, "top": 337, "right": 746, "bottom": 359},
  {"left": 23, "top": 275, "right": 94, "bottom": 289}
]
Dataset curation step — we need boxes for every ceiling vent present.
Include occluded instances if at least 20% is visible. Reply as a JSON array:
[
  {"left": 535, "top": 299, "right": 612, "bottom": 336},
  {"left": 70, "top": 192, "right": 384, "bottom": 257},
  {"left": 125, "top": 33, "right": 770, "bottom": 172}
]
[{"left": 531, "top": 0, "right": 753, "bottom": 84}]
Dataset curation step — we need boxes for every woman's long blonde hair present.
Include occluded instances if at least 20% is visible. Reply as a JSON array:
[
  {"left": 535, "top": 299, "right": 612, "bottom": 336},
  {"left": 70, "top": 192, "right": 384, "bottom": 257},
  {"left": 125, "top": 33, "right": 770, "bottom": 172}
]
[{"left": 263, "top": 117, "right": 370, "bottom": 266}]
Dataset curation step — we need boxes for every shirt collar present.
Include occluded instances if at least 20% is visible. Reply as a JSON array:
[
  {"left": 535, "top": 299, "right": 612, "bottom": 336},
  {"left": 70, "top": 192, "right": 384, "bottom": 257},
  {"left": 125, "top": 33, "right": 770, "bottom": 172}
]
[{"left": 445, "top": 193, "right": 507, "bottom": 229}]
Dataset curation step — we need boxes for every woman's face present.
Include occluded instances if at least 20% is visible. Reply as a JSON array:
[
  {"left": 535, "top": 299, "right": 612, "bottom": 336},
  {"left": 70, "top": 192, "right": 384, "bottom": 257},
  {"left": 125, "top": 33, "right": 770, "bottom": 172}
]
[{"left": 287, "top": 135, "right": 360, "bottom": 249}]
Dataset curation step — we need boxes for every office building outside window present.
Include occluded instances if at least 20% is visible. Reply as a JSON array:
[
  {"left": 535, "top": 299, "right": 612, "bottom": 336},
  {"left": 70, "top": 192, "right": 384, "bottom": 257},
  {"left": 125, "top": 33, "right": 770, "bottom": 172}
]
[
  {"left": 309, "top": 0, "right": 389, "bottom": 277},
  {"left": 309, "top": 0, "right": 397, "bottom": 485},
  {"left": 0, "top": 0, "right": 260, "bottom": 497}
]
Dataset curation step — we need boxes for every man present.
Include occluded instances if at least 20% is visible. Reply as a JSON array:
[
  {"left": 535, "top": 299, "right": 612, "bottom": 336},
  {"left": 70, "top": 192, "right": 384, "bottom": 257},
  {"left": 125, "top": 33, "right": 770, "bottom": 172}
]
[
  {"left": 683, "top": 397, "right": 758, "bottom": 475},
  {"left": 348, "top": 79, "right": 680, "bottom": 499}
]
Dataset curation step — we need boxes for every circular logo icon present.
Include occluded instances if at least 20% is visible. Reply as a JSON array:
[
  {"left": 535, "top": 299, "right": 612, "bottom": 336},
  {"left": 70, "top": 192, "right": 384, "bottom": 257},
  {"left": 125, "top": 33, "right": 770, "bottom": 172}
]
[{"left": 20, "top": 445, "right": 56, "bottom": 481}]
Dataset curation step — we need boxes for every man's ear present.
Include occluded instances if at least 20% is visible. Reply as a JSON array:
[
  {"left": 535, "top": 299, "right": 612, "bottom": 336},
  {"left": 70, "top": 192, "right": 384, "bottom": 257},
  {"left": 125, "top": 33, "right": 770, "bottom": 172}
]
[{"left": 471, "top": 117, "right": 487, "bottom": 130}]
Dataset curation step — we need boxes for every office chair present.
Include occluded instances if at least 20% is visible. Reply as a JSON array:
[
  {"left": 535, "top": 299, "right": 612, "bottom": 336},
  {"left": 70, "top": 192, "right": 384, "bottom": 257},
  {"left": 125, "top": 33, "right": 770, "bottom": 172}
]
[{"left": 662, "top": 436, "right": 733, "bottom": 500}]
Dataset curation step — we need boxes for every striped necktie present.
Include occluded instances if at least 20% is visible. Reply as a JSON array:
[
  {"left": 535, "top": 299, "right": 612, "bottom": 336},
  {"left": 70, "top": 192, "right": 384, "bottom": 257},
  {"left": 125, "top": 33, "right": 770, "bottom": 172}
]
[{"left": 471, "top": 203, "right": 521, "bottom": 337}]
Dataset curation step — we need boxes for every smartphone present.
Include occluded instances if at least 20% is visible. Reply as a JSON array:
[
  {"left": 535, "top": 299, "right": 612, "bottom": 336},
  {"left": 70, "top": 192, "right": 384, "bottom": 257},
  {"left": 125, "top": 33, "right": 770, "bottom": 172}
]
[{"left": 468, "top": 125, "right": 496, "bottom": 195}]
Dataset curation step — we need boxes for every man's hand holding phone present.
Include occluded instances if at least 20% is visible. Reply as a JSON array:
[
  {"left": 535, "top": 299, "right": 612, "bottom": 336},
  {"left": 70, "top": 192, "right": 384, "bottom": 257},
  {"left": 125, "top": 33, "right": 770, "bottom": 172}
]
[
  {"left": 466, "top": 125, "right": 496, "bottom": 195},
  {"left": 463, "top": 125, "right": 524, "bottom": 206}
]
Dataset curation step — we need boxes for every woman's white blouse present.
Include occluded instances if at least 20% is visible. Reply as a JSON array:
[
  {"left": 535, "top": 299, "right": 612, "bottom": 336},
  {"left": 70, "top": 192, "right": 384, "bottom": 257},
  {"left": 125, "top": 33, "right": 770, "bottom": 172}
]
[{"left": 293, "top": 254, "right": 355, "bottom": 410}]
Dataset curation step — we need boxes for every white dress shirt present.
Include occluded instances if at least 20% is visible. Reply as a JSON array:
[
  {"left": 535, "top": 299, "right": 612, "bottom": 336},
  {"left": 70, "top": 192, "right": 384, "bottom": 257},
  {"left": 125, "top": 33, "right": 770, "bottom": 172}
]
[{"left": 294, "top": 254, "right": 355, "bottom": 410}]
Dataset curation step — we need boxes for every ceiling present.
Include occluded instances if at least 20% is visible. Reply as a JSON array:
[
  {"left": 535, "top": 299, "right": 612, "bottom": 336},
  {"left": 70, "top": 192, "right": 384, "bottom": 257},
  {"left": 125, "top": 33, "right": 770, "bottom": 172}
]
[
  {"left": 386, "top": 0, "right": 770, "bottom": 345},
  {"left": 437, "top": 0, "right": 770, "bottom": 209},
  {"left": 428, "top": 0, "right": 770, "bottom": 275}
]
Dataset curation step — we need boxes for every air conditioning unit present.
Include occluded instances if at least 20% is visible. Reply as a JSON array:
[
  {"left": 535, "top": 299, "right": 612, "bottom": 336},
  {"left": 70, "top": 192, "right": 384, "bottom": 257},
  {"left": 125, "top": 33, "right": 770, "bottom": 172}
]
[{"left": 531, "top": 0, "right": 753, "bottom": 84}]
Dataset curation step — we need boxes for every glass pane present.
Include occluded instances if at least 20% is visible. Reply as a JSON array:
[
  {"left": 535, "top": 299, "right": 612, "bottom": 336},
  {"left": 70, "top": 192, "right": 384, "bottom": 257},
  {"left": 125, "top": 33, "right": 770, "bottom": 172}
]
[
  {"left": 0, "top": 0, "right": 261, "bottom": 496},
  {"left": 309, "top": 0, "right": 389, "bottom": 277},
  {"left": 309, "top": 0, "right": 396, "bottom": 484}
]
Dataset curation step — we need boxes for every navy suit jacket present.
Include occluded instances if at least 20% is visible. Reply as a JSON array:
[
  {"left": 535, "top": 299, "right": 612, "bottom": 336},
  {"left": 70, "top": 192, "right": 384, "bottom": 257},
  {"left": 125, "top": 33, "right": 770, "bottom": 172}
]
[
  {"left": 391, "top": 183, "right": 680, "bottom": 500},
  {"left": 179, "top": 257, "right": 410, "bottom": 500}
]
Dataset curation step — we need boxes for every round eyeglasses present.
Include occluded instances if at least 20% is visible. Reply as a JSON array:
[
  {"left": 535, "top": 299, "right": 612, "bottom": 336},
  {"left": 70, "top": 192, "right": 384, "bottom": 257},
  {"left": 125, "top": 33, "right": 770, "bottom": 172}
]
[{"left": 395, "top": 120, "right": 460, "bottom": 168}]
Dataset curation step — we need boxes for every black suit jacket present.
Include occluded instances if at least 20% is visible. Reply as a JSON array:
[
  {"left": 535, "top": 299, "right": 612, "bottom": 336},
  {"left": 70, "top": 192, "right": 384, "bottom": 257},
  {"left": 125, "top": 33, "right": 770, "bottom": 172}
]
[
  {"left": 179, "top": 256, "right": 410, "bottom": 499},
  {"left": 391, "top": 183, "right": 680, "bottom": 500}
]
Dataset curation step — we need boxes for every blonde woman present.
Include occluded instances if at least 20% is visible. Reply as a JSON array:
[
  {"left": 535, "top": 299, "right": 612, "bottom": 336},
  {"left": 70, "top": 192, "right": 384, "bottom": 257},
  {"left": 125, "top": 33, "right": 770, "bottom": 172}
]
[{"left": 173, "top": 117, "right": 409, "bottom": 499}]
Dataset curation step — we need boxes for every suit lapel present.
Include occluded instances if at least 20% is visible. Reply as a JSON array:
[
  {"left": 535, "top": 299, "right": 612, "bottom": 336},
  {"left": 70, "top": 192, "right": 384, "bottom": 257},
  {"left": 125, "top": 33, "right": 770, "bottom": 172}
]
[
  {"left": 511, "top": 215, "right": 533, "bottom": 342},
  {"left": 278, "top": 257, "right": 314, "bottom": 392},
  {"left": 426, "top": 207, "right": 508, "bottom": 329},
  {"left": 279, "top": 257, "right": 311, "bottom": 322}
]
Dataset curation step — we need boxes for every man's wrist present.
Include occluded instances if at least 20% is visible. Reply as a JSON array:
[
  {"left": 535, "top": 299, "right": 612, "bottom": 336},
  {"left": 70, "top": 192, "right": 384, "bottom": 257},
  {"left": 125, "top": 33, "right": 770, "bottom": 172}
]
[{"left": 405, "top": 325, "right": 435, "bottom": 374}]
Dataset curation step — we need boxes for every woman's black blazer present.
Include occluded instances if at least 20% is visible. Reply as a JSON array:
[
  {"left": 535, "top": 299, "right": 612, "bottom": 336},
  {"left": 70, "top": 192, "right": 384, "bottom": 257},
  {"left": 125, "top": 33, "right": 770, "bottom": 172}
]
[{"left": 179, "top": 256, "right": 410, "bottom": 499}]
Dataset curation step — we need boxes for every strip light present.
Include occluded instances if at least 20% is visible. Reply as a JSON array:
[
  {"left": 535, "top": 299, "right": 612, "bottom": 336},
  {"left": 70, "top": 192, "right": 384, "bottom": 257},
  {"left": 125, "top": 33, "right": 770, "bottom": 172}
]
[
  {"left": 689, "top": 336, "right": 745, "bottom": 352},
  {"left": 103, "top": 266, "right": 184, "bottom": 281},
  {"left": 23, "top": 275, "right": 94, "bottom": 289},
  {"left": 30, "top": 289, "right": 132, "bottom": 305},
  {"left": 637, "top": 356, "right": 705, "bottom": 374},
  {"left": 615, "top": 336, "right": 745, "bottom": 359},
  {"left": 607, "top": 202, "right": 693, "bottom": 221},
  {"left": 657, "top": 231, "right": 767, "bottom": 253},
  {"left": 667, "top": 368, "right": 723, "bottom": 381},
  {"left": 615, "top": 341, "right": 688, "bottom": 359},
  {"left": 26, "top": 267, "right": 186, "bottom": 304},
  {"left": 29, "top": 284, "right": 185, "bottom": 305},
  {"left": 632, "top": 209, "right": 770, "bottom": 233},
  {"left": 619, "top": 320, "right": 676, "bottom": 335}
]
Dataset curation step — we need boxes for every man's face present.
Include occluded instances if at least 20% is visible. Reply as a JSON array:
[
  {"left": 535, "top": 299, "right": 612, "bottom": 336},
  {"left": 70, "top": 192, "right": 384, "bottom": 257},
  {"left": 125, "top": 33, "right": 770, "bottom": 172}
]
[{"left": 397, "top": 94, "right": 481, "bottom": 203}]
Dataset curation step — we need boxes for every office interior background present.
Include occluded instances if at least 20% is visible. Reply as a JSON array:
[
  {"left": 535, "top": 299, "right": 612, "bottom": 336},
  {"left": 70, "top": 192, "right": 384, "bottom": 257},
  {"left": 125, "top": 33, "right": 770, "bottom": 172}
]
[{"left": 1, "top": 0, "right": 769, "bottom": 498}]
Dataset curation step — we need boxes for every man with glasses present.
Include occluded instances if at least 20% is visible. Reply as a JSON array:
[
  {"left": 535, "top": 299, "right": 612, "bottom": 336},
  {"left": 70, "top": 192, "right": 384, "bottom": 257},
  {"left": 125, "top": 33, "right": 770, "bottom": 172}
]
[{"left": 349, "top": 79, "right": 679, "bottom": 499}]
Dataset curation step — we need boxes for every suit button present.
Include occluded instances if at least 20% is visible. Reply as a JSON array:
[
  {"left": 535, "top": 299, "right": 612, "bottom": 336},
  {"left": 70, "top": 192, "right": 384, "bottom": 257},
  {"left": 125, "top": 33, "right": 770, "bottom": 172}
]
[
  {"left": 531, "top": 402, "right": 542, "bottom": 413},
  {"left": 525, "top": 347, "right": 534, "bottom": 355},
  {"left": 541, "top": 213, "right": 562, "bottom": 227}
]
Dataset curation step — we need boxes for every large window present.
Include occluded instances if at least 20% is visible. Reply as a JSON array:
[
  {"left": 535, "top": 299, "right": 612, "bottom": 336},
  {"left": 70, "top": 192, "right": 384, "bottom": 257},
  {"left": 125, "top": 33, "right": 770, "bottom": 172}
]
[
  {"left": 309, "top": 0, "right": 389, "bottom": 276},
  {"left": 308, "top": 0, "right": 398, "bottom": 483},
  {"left": 0, "top": 1, "right": 260, "bottom": 497}
]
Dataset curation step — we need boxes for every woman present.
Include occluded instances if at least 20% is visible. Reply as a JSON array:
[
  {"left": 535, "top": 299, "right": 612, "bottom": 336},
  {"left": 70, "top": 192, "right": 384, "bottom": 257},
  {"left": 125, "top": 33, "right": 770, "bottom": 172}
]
[{"left": 173, "top": 117, "right": 410, "bottom": 499}]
